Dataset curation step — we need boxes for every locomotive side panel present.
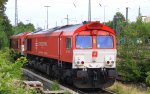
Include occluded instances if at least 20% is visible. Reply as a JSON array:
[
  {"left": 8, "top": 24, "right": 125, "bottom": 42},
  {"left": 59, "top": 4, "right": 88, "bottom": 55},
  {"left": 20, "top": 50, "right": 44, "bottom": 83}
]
[
  {"left": 26, "top": 32, "right": 62, "bottom": 60},
  {"left": 36, "top": 36, "right": 45, "bottom": 56},
  {"left": 25, "top": 35, "right": 59, "bottom": 59},
  {"left": 46, "top": 35, "right": 59, "bottom": 59}
]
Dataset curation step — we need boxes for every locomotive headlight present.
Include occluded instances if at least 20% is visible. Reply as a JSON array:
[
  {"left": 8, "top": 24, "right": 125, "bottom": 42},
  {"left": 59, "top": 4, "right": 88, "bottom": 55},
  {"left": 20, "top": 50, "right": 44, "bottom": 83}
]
[
  {"left": 106, "top": 61, "right": 110, "bottom": 65},
  {"left": 81, "top": 61, "right": 84, "bottom": 64},
  {"left": 77, "top": 61, "right": 80, "bottom": 64},
  {"left": 111, "top": 61, "right": 114, "bottom": 64}
]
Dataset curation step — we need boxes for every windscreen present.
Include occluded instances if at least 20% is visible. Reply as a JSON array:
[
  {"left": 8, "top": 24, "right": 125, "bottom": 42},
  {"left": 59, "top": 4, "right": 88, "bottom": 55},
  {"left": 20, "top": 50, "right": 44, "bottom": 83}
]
[
  {"left": 76, "top": 36, "right": 92, "bottom": 49},
  {"left": 97, "top": 35, "right": 113, "bottom": 48}
]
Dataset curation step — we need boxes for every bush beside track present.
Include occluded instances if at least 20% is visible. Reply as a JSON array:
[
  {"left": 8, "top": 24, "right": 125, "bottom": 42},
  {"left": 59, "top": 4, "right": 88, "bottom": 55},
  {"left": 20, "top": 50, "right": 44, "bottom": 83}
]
[
  {"left": 0, "top": 48, "right": 37, "bottom": 94},
  {"left": 114, "top": 18, "right": 150, "bottom": 86}
]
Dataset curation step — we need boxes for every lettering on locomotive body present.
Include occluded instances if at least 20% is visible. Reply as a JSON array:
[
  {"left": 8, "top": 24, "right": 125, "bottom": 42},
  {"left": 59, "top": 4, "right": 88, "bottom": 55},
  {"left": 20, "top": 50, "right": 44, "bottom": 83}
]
[
  {"left": 38, "top": 51, "right": 48, "bottom": 55},
  {"left": 35, "top": 42, "right": 48, "bottom": 47},
  {"left": 38, "top": 42, "right": 48, "bottom": 46}
]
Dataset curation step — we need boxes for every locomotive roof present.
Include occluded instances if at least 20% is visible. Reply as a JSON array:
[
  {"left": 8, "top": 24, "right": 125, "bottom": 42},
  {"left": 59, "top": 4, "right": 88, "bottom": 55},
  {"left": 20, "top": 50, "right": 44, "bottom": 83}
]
[
  {"left": 28, "top": 24, "right": 82, "bottom": 35},
  {"left": 27, "top": 21, "right": 115, "bottom": 36},
  {"left": 10, "top": 32, "right": 30, "bottom": 38},
  {"left": 14, "top": 32, "right": 28, "bottom": 36}
]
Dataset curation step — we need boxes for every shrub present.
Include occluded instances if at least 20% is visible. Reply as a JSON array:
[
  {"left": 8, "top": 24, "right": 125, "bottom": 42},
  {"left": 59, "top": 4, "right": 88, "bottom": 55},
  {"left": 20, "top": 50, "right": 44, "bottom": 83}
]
[
  {"left": 146, "top": 72, "right": 150, "bottom": 86},
  {"left": 117, "top": 57, "right": 141, "bottom": 82},
  {"left": 0, "top": 48, "right": 35, "bottom": 94}
]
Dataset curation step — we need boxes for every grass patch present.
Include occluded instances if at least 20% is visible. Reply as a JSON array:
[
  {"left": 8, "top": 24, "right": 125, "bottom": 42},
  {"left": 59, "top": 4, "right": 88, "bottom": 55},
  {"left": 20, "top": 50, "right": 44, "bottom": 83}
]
[
  {"left": 51, "top": 81, "right": 60, "bottom": 90},
  {"left": 108, "top": 82, "right": 150, "bottom": 94},
  {"left": 64, "top": 90, "right": 71, "bottom": 94}
]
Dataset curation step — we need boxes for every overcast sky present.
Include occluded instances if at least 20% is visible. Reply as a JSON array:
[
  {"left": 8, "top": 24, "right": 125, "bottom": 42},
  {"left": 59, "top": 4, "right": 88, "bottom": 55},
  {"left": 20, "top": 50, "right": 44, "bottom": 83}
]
[{"left": 5, "top": 0, "right": 150, "bottom": 29}]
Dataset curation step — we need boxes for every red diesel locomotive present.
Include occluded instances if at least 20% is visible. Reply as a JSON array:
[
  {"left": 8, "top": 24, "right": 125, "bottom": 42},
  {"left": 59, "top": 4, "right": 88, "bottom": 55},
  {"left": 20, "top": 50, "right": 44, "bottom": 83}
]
[{"left": 11, "top": 21, "right": 117, "bottom": 89}]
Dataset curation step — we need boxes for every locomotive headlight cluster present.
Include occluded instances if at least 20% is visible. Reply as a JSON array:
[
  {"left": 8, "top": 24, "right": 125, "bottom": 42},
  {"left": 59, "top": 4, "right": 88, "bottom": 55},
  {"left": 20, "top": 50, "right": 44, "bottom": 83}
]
[
  {"left": 105, "top": 55, "right": 115, "bottom": 67},
  {"left": 75, "top": 55, "right": 85, "bottom": 65},
  {"left": 106, "top": 60, "right": 114, "bottom": 66}
]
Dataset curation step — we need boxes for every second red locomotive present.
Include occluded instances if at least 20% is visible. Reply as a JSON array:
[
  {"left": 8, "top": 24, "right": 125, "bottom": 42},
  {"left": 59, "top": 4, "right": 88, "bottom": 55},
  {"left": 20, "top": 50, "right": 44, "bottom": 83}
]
[{"left": 10, "top": 32, "right": 30, "bottom": 55}]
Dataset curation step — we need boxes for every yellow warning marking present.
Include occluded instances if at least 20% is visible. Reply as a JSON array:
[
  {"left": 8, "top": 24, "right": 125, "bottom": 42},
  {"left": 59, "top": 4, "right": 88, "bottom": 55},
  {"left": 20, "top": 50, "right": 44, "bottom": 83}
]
[{"left": 93, "top": 39, "right": 96, "bottom": 44}]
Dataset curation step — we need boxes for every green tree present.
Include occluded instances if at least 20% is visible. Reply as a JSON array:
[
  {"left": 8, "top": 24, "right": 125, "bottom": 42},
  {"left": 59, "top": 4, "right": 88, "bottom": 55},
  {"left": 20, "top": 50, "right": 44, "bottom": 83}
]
[
  {"left": 0, "top": 0, "right": 8, "bottom": 15},
  {"left": 117, "top": 17, "right": 150, "bottom": 83},
  {"left": 105, "top": 21, "right": 113, "bottom": 29},
  {"left": 0, "top": 0, "right": 13, "bottom": 48},
  {"left": 113, "top": 12, "right": 126, "bottom": 36},
  {"left": 13, "top": 22, "right": 35, "bottom": 34},
  {"left": 0, "top": 16, "right": 13, "bottom": 37}
]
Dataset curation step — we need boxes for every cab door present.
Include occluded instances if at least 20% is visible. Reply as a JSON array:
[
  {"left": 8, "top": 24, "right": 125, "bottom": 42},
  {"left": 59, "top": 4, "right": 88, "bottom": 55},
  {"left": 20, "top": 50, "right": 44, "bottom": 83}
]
[
  {"left": 59, "top": 35, "right": 73, "bottom": 63},
  {"left": 58, "top": 32, "right": 63, "bottom": 60}
]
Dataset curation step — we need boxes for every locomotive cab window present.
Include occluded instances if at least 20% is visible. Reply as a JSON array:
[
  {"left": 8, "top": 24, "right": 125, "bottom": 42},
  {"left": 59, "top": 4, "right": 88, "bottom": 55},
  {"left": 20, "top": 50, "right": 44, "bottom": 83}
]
[
  {"left": 66, "top": 38, "right": 72, "bottom": 49},
  {"left": 97, "top": 35, "right": 113, "bottom": 48},
  {"left": 76, "top": 36, "right": 92, "bottom": 49}
]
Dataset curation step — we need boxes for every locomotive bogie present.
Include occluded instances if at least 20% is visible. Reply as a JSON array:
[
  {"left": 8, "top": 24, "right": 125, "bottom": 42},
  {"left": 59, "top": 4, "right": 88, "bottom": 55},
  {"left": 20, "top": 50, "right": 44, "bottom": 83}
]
[{"left": 73, "top": 68, "right": 116, "bottom": 88}]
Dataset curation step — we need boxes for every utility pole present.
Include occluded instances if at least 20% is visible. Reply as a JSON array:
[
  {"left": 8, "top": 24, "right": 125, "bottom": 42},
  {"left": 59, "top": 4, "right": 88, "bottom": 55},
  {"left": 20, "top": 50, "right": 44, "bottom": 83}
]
[
  {"left": 64, "top": 14, "right": 69, "bottom": 25},
  {"left": 44, "top": 6, "right": 50, "bottom": 29},
  {"left": 88, "top": 0, "right": 91, "bottom": 22},
  {"left": 126, "top": 7, "right": 129, "bottom": 23},
  {"left": 56, "top": 21, "right": 57, "bottom": 27},
  {"left": 99, "top": 3, "right": 106, "bottom": 23},
  {"left": 74, "top": 0, "right": 91, "bottom": 22},
  {"left": 138, "top": 6, "right": 141, "bottom": 17},
  {"left": 15, "top": 0, "right": 18, "bottom": 26},
  {"left": 103, "top": 6, "right": 106, "bottom": 24}
]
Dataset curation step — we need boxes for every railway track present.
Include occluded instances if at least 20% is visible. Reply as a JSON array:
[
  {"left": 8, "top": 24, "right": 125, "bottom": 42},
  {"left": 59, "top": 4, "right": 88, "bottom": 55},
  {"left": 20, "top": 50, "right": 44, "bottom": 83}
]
[{"left": 22, "top": 68, "right": 115, "bottom": 94}]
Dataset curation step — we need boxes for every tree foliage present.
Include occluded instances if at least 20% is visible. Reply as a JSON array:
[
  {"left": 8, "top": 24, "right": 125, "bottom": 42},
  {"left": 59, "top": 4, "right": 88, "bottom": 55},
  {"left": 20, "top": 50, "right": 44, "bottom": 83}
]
[
  {"left": 146, "top": 72, "right": 150, "bottom": 86},
  {"left": 0, "top": 0, "right": 12, "bottom": 48},
  {"left": 0, "top": 48, "right": 37, "bottom": 94},
  {"left": 0, "top": 0, "right": 35, "bottom": 49},
  {"left": 0, "top": 0, "right": 8, "bottom": 15},
  {"left": 116, "top": 16, "right": 150, "bottom": 84},
  {"left": 113, "top": 12, "right": 126, "bottom": 36},
  {"left": 105, "top": 21, "right": 113, "bottom": 29},
  {"left": 13, "top": 22, "right": 35, "bottom": 34}
]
